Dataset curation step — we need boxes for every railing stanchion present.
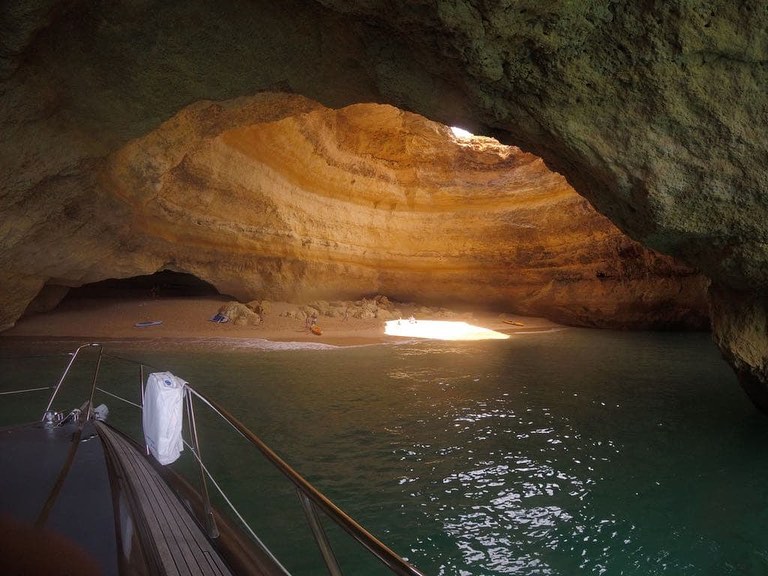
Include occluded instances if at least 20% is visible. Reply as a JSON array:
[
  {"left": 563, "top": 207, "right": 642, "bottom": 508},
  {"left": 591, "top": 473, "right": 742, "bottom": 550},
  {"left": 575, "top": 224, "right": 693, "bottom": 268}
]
[
  {"left": 188, "top": 388, "right": 425, "bottom": 576},
  {"left": 140, "top": 364, "right": 149, "bottom": 454},
  {"left": 186, "top": 391, "right": 219, "bottom": 539},
  {"left": 85, "top": 346, "right": 104, "bottom": 421},
  {"left": 41, "top": 343, "right": 100, "bottom": 419},
  {"left": 298, "top": 490, "right": 344, "bottom": 576}
]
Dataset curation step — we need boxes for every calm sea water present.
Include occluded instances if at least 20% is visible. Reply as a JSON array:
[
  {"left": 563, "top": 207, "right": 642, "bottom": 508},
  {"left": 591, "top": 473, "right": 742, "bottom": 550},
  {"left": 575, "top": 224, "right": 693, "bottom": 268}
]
[{"left": 2, "top": 329, "right": 767, "bottom": 576}]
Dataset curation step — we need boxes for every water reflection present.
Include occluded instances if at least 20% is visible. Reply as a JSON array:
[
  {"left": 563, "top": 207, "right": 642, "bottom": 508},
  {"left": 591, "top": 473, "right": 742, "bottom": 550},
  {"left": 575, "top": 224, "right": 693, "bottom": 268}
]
[
  {"left": 2, "top": 331, "right": 767, "bottom": 575},
  {"left": 398, "top": 398, "right": 617, "bottom": 574},
  {"left": 383, "top": 334, "right": 653, "bottom": 575}
]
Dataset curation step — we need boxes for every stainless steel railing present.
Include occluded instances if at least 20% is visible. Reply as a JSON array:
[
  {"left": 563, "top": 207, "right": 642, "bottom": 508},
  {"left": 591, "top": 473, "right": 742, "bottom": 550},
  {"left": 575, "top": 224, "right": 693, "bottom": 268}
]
[
  {"left": 41, "top": 342, "right": 102, "bottom": 418},
  {"left": 187, "top": 386, "right": 425, "bottom": 576},
  {"left": 34, "top": 343, "right": 425, "bottom": 576}
]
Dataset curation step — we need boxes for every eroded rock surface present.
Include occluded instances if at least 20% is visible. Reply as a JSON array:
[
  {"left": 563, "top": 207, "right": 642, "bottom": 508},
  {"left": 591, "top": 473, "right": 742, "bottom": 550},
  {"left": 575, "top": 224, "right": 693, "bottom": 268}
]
[
  {"left": 101, "top": 95, "right": 707, "bottom": 329},
  {"left": 0, "top": 93, "right": 708, "bottom": 330},
  {"left": 1, "top": 1, "right": 766, "bottom": 406}
]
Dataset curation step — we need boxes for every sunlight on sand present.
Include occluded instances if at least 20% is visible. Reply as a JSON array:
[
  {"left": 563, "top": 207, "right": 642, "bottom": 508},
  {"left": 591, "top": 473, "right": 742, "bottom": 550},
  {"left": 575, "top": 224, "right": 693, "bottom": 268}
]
[{"left": 384, "top": 319, "right": 510, "bottom": 341}]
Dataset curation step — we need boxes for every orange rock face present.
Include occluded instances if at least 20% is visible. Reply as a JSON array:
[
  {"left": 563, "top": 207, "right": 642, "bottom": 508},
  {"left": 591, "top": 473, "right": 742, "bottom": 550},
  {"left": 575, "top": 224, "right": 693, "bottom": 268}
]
[
  {"left": 94, "top": 94, "right": 706, "bottom": 329},
  {"left": 0, "top": 2, "right": 760, "bottom": 405}
]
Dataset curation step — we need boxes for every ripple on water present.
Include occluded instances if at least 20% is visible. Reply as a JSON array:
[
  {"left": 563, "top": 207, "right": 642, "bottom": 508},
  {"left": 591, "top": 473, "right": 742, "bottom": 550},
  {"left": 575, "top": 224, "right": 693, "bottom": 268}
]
[{"left": 2, "top": 330, "right": 765, "bottom": 576}]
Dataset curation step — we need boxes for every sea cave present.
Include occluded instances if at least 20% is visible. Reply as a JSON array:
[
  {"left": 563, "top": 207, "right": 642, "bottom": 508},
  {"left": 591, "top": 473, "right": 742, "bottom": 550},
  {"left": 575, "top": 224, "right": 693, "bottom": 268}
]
[
  {"left": 2, "top": 2, "right": 768, "bottom": 574},
  {"left": 3, "top": 1, "right": 766, "bottom": 409}
]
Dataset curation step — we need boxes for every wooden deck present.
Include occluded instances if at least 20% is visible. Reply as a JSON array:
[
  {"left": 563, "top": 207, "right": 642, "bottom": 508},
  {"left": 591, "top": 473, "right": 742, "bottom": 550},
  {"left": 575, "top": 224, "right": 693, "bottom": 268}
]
[{"left": 96, "top": 422, "right": 233, "bottom": 576}]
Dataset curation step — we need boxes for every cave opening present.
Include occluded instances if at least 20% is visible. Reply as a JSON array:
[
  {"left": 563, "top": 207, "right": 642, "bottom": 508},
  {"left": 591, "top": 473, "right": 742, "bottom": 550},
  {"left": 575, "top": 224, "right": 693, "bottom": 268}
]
[
  {"left": 65, "top": 270, "right": 224, "bottom": 300},
  {"left": 21, "top": 270, "right": 232, "bottom": 320},
  {"left": 450, "top": 126, "right": 474, "bottom": 139}
]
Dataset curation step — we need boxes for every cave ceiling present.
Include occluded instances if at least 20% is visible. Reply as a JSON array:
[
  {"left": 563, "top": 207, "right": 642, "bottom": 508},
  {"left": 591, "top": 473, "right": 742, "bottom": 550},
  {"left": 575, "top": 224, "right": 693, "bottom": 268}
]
[{"left": 2, "top": 1, "right": 768, "bottom": 408}]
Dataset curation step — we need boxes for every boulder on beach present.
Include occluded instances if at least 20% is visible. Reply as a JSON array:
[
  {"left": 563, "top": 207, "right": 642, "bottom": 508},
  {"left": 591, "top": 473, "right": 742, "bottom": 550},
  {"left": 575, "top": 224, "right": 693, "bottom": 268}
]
[{"left": 218, "top": 302, "right": 262, "bottom": 326}]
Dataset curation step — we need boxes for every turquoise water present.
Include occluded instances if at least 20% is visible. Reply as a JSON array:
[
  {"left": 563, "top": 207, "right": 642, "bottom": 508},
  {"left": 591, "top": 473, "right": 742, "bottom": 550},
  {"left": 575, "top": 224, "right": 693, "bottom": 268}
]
[{"left": 2, "top": 329, "right": 767, "bottom": 575}]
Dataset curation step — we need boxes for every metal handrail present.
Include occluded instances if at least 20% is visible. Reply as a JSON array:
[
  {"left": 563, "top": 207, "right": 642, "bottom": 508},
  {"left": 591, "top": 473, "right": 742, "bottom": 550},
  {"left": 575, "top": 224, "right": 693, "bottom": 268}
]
[
  {"left": 41, "top": 343, "right": 101, "bottom": 419},
  {"left": 184, "top": 390, "right": 219, "bottom": 539},
  {"left": 32, "top": 344, "right": 425, "bottom": 576},
  {"left": 186, "top": 387, "right": 426, "bottom": 576}
]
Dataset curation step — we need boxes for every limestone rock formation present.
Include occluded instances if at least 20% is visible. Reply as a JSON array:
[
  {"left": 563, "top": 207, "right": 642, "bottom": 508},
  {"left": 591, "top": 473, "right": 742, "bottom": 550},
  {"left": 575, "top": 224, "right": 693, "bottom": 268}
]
[
  {"left": 0, "top": 1, "right": 766, "bottom": 407},
  {"left": 4, "top": 93, "right": 707, "bottom": 328},
  {"left": 2, "top": 93, "right": 707, "bottom": 330},
  {"left": 102, "top": 94, "right": 706, "bottom": 327},
  {"left": 109, "top": 96, "right": 711, "bottom": 329}
]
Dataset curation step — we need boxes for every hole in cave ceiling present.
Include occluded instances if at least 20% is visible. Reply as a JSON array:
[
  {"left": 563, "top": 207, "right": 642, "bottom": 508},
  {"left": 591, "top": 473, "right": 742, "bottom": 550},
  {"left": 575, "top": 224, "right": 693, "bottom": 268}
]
[{"left": 450, "top": 126, "right": 475, "bottom": 139}]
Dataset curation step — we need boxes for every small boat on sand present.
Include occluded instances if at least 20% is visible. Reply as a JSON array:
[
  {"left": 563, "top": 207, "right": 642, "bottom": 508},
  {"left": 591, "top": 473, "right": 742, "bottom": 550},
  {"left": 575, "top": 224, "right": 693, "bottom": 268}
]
[
  {"left": 134, "top": 320, "right": 163, "bottom": 327},
  {"left": 0, "top": 343, "right": 423, "bottom": 576},
  {"left": 502, "top": 320, "right": 525, "bottom": 327},
  {"left": 310, "top": 324, "right": 322, "bottom": 335}
]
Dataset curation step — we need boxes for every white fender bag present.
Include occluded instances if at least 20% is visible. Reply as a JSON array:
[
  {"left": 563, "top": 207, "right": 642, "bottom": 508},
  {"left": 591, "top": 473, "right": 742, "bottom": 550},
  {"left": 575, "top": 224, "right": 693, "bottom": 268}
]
[{"left": 143, "top": 371, "right": 186, "bottom": 465}]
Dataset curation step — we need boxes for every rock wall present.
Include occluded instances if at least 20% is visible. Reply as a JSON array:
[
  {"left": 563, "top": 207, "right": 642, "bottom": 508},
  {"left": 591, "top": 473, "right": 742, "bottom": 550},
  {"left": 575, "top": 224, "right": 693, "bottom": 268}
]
[
  {"left": 99, "top": 94, "right": 707, "bottom": 329},
  {"left": 710, "top": 286, "right": 768, "bottom": 411},
  {"left": 1, "top": 1, "right": 766, "bottom": 406},
  {"left": 2, "top": 91, "right": 707, "bottom": 330}
]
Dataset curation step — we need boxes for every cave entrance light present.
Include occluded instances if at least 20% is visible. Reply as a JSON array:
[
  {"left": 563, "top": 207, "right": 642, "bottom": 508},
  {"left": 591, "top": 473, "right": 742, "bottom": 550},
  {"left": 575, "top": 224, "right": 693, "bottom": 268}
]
[
  {"left": 450, "top": 126, "right": 474, "bottom": 139},
  {"left": 384, "top": 319, "right": 509, "bottom": 341}
]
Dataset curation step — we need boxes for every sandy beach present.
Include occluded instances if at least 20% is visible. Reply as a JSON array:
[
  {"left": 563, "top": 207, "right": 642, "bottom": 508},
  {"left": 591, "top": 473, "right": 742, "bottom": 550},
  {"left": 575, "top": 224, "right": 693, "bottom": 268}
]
[{"left": 0, "top": 295, "right": 562, "bottom": 346}]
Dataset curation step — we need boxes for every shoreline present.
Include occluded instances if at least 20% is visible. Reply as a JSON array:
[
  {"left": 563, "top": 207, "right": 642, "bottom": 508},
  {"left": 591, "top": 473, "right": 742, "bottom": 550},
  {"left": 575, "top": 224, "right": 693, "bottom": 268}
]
[{"left": 0, "top": 295, "right": 562, "bottom": 347}]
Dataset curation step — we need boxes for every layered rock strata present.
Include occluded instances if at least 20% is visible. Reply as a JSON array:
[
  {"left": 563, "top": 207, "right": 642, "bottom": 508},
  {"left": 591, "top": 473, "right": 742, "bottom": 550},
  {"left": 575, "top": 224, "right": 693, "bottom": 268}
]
[
  {"left": 100, "top": 96, "right": 706, "bottom": 329},
  {"left": 1, "top": 1, "right": 766, "bottom": 407},
  {"left": 4, "top": 94, "right": 706, "bottom": 330}
]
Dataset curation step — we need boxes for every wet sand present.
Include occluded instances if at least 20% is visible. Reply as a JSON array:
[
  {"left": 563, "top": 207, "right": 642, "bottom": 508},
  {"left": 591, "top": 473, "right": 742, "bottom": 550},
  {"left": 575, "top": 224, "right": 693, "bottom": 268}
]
[{"left": 0, "top": 295, "right": 562, "bottom": 346}]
